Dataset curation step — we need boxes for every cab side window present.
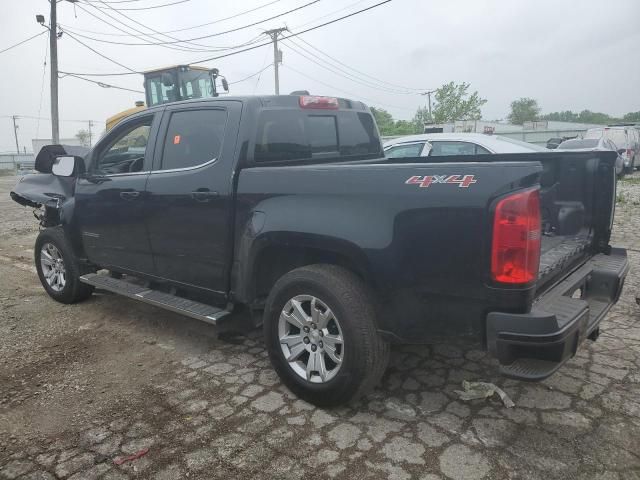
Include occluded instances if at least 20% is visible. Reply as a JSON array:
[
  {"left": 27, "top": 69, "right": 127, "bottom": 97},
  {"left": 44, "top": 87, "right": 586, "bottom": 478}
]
[
  {"left": 94, "top": 117, "right": 152, "bottom": 175},
  {"left": 428, "top": 141, "right": 490, "bottom": 156},
  {"left": 160, "top": 109, "right": 227, "bottom": 171},
  {"left": 385, "top": 143, "right": 424, "bottom": 158}
]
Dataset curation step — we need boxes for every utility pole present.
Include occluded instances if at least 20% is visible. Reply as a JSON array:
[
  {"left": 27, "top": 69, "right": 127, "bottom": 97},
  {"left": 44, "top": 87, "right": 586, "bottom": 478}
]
[
  {"left": 264, "top": 28, "right": 287, "bottom": 95},
  {"left": 11, "top": 116, "right": 20, "bottom": 154},
  {"left": 88, "top": 120, "right": 93, "bottom": 147},
  {"left": 50, "top": 0, "right": 60, "bottom": 143},
  {"left": 420, "top": 89, "right": 436, "bottom": 122}
]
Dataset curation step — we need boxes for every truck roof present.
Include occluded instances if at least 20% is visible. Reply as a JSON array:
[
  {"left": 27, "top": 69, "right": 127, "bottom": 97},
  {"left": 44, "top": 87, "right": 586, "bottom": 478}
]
[{"left": 144, "top": 94, "right": 370, "bottom": 113}]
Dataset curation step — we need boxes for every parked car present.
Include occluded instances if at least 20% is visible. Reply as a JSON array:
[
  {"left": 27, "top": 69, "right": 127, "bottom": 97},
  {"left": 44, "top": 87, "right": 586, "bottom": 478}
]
[
  {"left": 546, "top": 137, "right": 564, "bottom": 149},
  {"left": 557, "top": 137, "right": 625, "bottom": 177},
  {"left": 584, "top": 126, "right": 639, "bottom": 173},
  {"left": 383, "top": 132, "right": 546, "bottom": 158},
  {"left": 546, "top": 136, "right": 577, "bottom": 150},
  {"left": 11, "top": 95, "right": 628, "bottom": 406}
]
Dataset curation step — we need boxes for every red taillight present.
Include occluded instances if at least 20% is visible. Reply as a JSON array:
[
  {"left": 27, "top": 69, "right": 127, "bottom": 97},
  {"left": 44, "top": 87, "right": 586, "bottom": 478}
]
[
  {"left": 491, "top": 188, "right": 541, "bottom": 284},
  {"left": 626, "top": 148, "right": 633, "bottom": 157},
  {"left": 299, "top": 95, "right": 339, "bottom": 110}
]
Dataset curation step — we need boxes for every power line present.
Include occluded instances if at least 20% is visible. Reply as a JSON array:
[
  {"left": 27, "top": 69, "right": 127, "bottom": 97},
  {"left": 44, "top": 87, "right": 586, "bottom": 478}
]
[
  {"left": 63, "top": 22, "right": 264, "bottom": 53},
  {"left": 283, "top": 63, "right": 415, "bottom": 112},
  {"left": 228, "top": 64, "right": 272, "bottom": 85},
  {"left": 59, "top": 69, "right": 137, "bottom": 77},
  {"left": 63, "top": 30, "right": 140, "bottom": 72},
  {"left": 191, "top": 0, "right": 393, "bottom": 64},
  {"left": 91, "top": 0, "right": 232, "bottom": 51},
  {"left": 73, "top": 3, "right": 214, "bottom": 52},
  {"left": 293, "top": 36, "right": 425, "bottom": 92},
  {"left": 281, "top": 38, "right": 416, "bottom": 95},
  {"left": 69, "top": 0, "right": 321, "bottom": 46},
  {"left": 1, "top": 115, "right": 102, "bottom": 124},
  {"left": 0, "top": 30, "right": 47, "bottom": 55},
  {"left": 85, "top": 0, "right": 147, "bottom": 3},
  {"left": 289, "top": 0, "right": 368, "bottom": 30},
  {"left": 253, "top": 49, "right": 271, "bottom": 94},
  {"left": 59, "top": 1, "right": 393, "bottom": 75},
  {"left": 36, "top": 32, "right": 50, "bottom": 139},
  {"left": 61, "top": 0, "right": 282, "bottom": 36},
  {"left": 80, "top": 0, "right": 191, "bottom": 11},
  {"left": 60, "top": 72, "right": 145, "bottom": 93}
]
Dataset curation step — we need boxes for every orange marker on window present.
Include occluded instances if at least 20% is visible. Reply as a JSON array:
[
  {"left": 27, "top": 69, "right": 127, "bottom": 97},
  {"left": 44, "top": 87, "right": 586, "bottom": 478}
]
[{"left": 173, "top": 135, "right": 181, "bottom": 144}]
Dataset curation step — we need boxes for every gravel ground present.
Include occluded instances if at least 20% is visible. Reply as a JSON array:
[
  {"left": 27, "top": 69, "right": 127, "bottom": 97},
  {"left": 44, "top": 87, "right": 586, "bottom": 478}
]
[{"left": 1, "top": 173, "right": 639, "bottom": 480}]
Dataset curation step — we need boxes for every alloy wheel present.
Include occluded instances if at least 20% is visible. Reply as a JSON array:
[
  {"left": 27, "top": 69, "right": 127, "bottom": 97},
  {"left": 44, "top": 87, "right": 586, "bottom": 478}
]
[
  {"left": 278, "top": 294, "right": 344, "bottom": 383},
  {"left": 40, "top": 243, "right": 66, "bottom": 292}
]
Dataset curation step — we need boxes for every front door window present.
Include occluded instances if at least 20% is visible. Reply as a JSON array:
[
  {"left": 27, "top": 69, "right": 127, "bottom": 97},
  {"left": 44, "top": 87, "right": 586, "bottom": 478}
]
[{"left": 95, "top": 119, "right": 152, "bottom": 175}]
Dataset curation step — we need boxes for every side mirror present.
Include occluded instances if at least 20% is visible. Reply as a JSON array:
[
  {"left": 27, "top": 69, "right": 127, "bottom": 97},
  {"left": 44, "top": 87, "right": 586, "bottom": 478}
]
[
  {"left": 52, "top": 156, "right": 83, "bottom": 177},
  {"left": 221, "top": 77, "right": 229, "bottom": 92}
]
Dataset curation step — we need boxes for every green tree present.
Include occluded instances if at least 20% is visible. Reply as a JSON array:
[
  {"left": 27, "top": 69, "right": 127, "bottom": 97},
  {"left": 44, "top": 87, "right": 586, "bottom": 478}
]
[
  {"left": 541, "top": 111, "right": 579, "bottom": 122},
  {"left": 413, "top": 106, "right": 432, "bottom": 129},
  {"left": 371, "top": 107, "right": 422, "bottom": 136},
  {"left": 576, "top": 110, "right": 615, "bottom": 124},
  {"left": 393, "top": 120, "right": 418, "bottom": 135},
  {"left": 508, "top": 97, "right": 541, "bottom": 125},
  {"left": 431, "top": 82, "right": 486, "bottom": 123},
  {"left": 623, "top": 111, "right": 640, "bottom": 122},
  {"left": 541, "top": 110, "right": 620, "bottom": 125},
  {"left": 75, "top": 129, "right": 90, "bottom": 147},
  {"left": 370, "top": 107, "right": 396, "bottom": 136}
]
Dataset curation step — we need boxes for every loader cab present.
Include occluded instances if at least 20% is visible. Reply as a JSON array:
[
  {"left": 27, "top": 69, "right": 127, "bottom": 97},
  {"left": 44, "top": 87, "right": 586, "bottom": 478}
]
[
  {"left": 144, "top": 65, "right": 228, "bottom": 107},
  {"left": 105, "top": 65, "right": 229, "bottom": 131}
]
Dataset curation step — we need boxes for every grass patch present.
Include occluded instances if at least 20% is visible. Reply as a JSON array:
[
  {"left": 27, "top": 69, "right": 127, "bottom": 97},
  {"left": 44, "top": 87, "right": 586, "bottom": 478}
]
[{"left": 620, "top": 175, "right": 640, "bottom": 185}]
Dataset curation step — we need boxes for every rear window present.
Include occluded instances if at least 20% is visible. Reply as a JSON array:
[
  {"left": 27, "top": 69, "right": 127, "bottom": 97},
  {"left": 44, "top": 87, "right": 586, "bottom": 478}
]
[
  {"left": 254, "top": 110, "right": 380, "bottom": 163},
  {"left": 558, "top": 139, "right": 599, "bottom": 149}
]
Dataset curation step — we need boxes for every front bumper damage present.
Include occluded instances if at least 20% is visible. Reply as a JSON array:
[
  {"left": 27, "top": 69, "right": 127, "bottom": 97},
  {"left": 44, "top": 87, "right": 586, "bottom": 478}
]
[{"left": 486, "top": 248, "right": 629, "bottom": 380}]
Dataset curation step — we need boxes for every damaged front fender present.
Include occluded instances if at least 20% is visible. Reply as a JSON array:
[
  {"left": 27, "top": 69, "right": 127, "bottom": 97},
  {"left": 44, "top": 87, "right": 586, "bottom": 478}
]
[
  {"left": 10, "top": 143, "right": 87, "bottom": 226},
  {"left": 10, "top": 173, "right": 76, "bottom": 227}
]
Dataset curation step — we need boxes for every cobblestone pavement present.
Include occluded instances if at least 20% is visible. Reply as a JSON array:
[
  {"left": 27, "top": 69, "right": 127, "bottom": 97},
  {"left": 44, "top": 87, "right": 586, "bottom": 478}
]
[{"left": 1, "top": 174, "right": 640, "bottom": 480}]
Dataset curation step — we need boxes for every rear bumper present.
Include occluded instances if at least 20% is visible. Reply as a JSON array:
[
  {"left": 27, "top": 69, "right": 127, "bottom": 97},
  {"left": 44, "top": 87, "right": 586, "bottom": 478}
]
[{"left": 486, "top": 248, "right": 629, "bottom": 380}]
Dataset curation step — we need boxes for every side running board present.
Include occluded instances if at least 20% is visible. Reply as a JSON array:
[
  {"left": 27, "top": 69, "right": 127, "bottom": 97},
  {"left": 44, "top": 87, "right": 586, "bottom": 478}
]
[{"left": 80, "top": 273, "right": 231, "bottom": 325}]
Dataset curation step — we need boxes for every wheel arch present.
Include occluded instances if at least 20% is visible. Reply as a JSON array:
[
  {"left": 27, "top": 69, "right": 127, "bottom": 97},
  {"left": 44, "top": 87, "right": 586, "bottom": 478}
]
[{"left": 232, "top": 232, "right": 375, "bottom": 306}]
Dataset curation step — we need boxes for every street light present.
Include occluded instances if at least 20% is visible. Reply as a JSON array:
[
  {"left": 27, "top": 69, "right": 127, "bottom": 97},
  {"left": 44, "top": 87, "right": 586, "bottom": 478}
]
[{"left": 36, "top": 14, "right": 45, "bottom": 25}]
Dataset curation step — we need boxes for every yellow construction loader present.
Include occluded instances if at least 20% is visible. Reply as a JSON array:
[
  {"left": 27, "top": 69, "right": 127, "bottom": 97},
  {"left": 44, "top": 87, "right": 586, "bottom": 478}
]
[{"left": 105, "top": 65, "right": 228, "bottom": 131}]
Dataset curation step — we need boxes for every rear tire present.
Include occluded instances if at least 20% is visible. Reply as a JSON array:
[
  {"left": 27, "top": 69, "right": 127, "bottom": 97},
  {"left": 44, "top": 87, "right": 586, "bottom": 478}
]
[
  {"left": 263, "top": 264, "right": 389, "bottom": 407},
  {"left": 35, "top": 227, "right": 94, "bottom": 304}
]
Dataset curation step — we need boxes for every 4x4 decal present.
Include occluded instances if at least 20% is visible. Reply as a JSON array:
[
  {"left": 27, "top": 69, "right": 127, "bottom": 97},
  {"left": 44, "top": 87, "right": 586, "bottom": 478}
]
[{"left": 405, "top": 174, "right": 477, "bottom": 188}]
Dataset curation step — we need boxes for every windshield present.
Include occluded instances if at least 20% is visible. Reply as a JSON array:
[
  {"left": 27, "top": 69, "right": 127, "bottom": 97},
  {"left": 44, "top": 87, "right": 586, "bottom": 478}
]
[
  {"left": 145, "top": 69, "right": 216, "bottom": 107},
  {"left": 178, "top": 70, "right": 215, "bottom": 100},
  {"left": 558, "top": 139, "right": 600, "bottom": 149}
]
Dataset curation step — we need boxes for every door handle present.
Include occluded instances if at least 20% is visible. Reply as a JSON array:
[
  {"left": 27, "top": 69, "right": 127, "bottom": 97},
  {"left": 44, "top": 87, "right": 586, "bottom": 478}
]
[
  {"left": 120, "top": 191, "right": 140, "bottom": 200},
  {"left": 191, "top": 189, "right": 218, "bottom": 202}
]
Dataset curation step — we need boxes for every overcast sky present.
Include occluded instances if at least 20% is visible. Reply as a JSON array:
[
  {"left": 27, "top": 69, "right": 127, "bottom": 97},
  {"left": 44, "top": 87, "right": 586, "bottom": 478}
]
[{"left": 1, "top": 0, "right": 639, "bottom": 152}]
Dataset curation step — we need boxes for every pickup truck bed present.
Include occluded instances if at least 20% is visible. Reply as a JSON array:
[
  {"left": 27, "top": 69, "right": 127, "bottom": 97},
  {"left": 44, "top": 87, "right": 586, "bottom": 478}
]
[{"left": 9, "top": 94, "right": 627, "bottom": 406}]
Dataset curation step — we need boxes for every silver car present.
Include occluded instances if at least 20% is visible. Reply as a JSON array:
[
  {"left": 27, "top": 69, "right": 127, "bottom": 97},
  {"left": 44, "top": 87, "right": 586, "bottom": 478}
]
[
  {"left": 557, "top": 137, "right": 625, "bottom": 177},
  {"left": 383, "top": 133, "right": 546, "bottom": 158},
  {"left": 584, "top": 127, "right": 639, "bottom": 173}
]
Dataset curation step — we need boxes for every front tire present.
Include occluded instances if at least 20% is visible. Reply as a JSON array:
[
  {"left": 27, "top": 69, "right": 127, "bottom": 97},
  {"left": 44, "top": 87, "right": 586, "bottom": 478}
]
[
  {"left": 35, "top": 227, "right": 94, "bottom": 304},
  {"left": 263, "top": 265, "right": 389, "bottom": 407}
]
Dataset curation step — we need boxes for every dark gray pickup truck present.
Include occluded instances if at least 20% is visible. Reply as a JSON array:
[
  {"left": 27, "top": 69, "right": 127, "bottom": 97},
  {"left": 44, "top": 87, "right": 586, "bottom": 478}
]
[{"left": 11, "top": 95, "right": 628, "bottom": 405}]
